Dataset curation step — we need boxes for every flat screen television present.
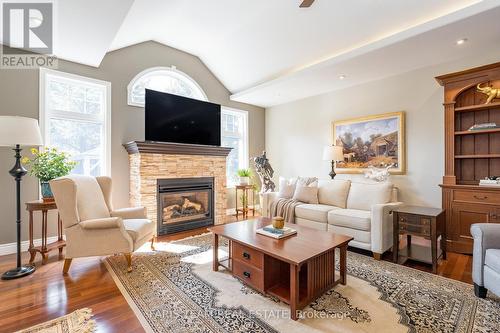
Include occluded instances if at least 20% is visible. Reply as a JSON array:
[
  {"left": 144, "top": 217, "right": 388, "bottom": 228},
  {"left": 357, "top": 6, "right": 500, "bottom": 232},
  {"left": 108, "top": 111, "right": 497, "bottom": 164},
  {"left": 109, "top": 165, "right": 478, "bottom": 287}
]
[{"left": 145, "top": 89, "right": 221, "bottom": 146}]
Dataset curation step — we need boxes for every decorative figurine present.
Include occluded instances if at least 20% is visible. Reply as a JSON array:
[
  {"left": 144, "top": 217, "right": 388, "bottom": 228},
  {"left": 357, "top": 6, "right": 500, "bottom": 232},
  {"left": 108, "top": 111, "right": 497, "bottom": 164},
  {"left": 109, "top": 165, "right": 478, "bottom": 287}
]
[
  {"left": 364, "top": 164, "right": 393, "bottom": 182},
  {"left": 477, "top": 83, "right": 500, "bottom": 104},
  {"left": 253, "top": 151, "right": 276, "bottom": 192}
]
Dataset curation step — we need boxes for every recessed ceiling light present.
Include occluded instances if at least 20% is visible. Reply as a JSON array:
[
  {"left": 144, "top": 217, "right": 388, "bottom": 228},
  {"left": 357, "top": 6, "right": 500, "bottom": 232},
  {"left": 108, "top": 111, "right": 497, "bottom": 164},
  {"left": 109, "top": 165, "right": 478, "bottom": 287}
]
[
  {"left": 456, "top": 38, "right": 468, "bottom": 45},
  {"left": 339, "top": 74, "right": 346, "bottom": 80}
]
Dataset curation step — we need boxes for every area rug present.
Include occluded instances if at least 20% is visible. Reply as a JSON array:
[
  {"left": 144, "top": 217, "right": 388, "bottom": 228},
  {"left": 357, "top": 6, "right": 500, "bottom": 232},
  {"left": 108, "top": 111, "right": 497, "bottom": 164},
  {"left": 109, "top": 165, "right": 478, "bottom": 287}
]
[
  {"left": 16, "top": 308, "right": 95, "bottom": 333},
  {"left": 105, "top": 234, "right": 500, "bottom": 333}
]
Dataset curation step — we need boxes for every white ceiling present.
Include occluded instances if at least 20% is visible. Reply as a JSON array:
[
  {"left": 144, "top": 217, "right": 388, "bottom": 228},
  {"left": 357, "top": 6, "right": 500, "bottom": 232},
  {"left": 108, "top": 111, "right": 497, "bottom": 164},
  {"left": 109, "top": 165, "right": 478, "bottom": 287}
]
[{"left": 3, "top": 0, "right": 499, "bottom": 107}]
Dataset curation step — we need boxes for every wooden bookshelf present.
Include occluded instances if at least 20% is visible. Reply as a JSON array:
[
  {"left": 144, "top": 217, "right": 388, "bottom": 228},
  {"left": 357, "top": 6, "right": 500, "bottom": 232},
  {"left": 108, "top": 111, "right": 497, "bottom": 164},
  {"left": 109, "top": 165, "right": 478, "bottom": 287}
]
[{"left": 436, "top": 62, "right": 500, "bottom": 254}]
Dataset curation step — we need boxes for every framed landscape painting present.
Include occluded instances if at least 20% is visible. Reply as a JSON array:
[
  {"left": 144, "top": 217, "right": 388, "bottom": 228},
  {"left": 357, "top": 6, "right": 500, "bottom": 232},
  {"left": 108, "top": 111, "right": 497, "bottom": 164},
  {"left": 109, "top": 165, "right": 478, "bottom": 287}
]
[{"left": 332, "top": 111, "right": 406, "bottom": 174}]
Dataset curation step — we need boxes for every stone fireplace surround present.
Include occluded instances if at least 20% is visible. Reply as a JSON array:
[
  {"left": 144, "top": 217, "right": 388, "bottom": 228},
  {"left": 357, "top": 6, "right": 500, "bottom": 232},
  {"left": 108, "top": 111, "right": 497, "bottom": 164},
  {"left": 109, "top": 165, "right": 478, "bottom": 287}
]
[{"left": 124, "top": 141, "right": 232, "bottom": 231}]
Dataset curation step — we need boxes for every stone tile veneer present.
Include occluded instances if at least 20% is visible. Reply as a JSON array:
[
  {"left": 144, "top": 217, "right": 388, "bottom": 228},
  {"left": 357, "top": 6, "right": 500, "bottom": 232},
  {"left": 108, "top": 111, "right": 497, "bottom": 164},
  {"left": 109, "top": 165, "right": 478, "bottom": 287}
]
[{"left": 128, "top": 152, "right": 227, "bottom": 226}]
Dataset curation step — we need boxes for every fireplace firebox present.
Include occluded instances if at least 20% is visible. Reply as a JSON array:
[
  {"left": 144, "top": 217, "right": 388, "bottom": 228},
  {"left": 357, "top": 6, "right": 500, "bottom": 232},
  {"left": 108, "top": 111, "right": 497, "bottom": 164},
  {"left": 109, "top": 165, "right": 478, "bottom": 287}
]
[{"left": 157, "top": 177, "right": 214, "bottom": 235}]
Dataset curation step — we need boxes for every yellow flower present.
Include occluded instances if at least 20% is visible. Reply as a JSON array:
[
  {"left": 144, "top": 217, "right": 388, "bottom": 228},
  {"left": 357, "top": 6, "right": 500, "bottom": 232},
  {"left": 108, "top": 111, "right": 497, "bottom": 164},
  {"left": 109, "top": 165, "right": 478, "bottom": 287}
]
[
  {"left": 21, "top": 157, "right": 30, "bottom": 164},
  {"left": 30, "top": 148, "right": 38, "bottom": 154}
]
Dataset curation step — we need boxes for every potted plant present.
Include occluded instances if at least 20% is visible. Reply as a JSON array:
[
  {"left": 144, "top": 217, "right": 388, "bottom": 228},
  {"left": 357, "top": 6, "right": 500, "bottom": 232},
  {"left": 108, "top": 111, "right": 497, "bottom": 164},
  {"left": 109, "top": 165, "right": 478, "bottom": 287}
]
[
  {"left": 22, "top": 147, "right": 77, "bottom": 202},
  {"left": 237, "top": 168, "right": 252, "bottom": 185}
]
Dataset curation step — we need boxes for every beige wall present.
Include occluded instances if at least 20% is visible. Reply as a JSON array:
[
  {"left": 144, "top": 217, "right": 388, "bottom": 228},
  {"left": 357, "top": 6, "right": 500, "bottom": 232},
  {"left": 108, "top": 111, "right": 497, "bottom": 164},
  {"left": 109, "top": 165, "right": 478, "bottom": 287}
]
[
  {"left": 0, "top": 41, "right": 265, "bottom": 245},
  {"left": 265, "top": 54, "right": 500, "bottom": 207}
]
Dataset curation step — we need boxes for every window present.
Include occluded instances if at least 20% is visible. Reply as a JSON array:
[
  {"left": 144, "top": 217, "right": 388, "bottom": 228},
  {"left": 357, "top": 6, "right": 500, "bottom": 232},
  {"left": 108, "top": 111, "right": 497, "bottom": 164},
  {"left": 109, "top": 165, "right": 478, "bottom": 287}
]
[
  {"left": 127, "top": 66, "right": 207, "bottom": 107},
  {"left": 40, "top": 68, "right": 111, "bottom": 176},
  {"left": 222, "top": 108, "right": 248, "bottom": 186}
]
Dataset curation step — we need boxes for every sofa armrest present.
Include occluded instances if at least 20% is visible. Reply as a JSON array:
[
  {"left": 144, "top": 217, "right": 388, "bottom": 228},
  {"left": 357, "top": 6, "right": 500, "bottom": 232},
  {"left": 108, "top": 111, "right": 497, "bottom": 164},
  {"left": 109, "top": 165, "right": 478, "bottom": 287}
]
[
  {"left": 80, "top": 217, "right": 123, "bottom": 230},
  {"left": 471, "top": 223, "right": 500, "bottom": 285},
  {"left": 260, "top": 192, "right": 279, "bottom": 217},
  {"left": 370, "top": 202, "right": 403, "bottom": 254},
  {"left": 111, "top": 207, "right": 147, "bottom": 220}
]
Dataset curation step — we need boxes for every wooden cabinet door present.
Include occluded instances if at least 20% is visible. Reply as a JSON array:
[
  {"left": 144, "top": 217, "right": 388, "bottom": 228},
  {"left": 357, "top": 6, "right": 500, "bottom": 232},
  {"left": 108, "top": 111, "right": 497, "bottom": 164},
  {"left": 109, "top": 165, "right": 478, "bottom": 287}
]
[{"left": 449, "top": 203, "right": 496, "bottom": 253}]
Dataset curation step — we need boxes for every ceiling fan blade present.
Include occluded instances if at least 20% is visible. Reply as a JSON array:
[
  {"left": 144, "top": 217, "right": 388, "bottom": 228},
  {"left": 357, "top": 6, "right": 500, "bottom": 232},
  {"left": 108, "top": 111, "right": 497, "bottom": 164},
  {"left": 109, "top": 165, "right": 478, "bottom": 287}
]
[{"left": 300, "top": 0, "right": 315, "bottom": 8}]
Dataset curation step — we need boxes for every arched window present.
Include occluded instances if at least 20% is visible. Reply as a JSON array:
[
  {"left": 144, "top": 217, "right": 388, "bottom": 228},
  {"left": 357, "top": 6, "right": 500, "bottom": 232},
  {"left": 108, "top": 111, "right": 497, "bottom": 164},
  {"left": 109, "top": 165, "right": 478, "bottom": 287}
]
[{"left": 127, "top": 66, "right": 207, "bottom": 107}]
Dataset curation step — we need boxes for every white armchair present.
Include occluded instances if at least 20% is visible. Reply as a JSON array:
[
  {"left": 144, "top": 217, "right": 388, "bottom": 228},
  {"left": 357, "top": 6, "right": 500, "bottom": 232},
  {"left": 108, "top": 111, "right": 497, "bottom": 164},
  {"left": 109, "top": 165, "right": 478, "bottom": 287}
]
[{"left": 50, "top": 175, "right": 156, "bottom": 274}]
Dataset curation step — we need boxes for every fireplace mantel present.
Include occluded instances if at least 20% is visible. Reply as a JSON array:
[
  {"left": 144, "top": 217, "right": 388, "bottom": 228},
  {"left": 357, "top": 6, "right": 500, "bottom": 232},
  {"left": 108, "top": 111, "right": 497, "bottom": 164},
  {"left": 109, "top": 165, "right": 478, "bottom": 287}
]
[{"left": 123, "top": 141, "right": 232, "bottom": 156}]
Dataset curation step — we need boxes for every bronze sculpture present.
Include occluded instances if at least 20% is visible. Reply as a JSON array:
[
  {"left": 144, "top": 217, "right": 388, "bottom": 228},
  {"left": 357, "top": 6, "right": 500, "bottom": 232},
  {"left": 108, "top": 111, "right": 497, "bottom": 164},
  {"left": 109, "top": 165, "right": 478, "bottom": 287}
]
[
  {"left": 254, "top": 151, "right": 275, "bottom": 192},
  {"left": 477, "top": 83, "right": 500, "bottom": 104}
]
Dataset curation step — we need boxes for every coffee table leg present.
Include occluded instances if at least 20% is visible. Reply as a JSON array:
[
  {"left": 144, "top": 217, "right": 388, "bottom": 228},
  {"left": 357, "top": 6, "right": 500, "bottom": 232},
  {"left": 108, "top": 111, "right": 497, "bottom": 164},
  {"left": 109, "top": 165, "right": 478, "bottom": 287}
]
[
  {"left": 340, "top": 245, "right": 347, "bottom": 285},
  {"left": 213, "top": 233, "right": 219, "bottom": 272},
  {"left": 290, "top": 264, "right": 299, "bottom": 320}
]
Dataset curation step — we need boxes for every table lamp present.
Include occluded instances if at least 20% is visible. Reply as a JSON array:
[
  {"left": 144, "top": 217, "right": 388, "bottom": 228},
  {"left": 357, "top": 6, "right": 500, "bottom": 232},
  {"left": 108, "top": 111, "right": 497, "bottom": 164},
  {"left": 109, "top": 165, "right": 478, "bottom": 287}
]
[
  {"left": 0, "top": 116, "right": 43, "bottom": 280},
  {"left": 322, "top": 145, "right": 343, "bottom": 179}
]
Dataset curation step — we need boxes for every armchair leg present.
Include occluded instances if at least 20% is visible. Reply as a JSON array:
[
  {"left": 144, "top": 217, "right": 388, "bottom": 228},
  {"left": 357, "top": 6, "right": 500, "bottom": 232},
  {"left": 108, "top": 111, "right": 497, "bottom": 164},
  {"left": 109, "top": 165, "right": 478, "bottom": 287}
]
[
  {"left": 63, "top": 258, "right": 72, "bottom": 275},
  {"left": 124, "top": 253, "right": 132, "bottom": 272},
  {"left": 373, "top": 253, "right": 382, "bottom": 260},
  {"left": 151, "top": 236, "right": 157, "bottom": 251},
  {"left": 474, "top": 283, "right": 487, "bottom": 298}
]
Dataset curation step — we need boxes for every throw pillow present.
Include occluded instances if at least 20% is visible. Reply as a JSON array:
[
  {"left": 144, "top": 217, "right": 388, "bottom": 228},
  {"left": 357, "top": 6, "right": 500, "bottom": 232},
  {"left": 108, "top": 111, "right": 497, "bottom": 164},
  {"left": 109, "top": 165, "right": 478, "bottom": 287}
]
[
  {"left": 293, "top": 177, "right": 319, "bottom": 204},
  {"left": 278, "top": 177, "right": 297, "bottom": 199}
]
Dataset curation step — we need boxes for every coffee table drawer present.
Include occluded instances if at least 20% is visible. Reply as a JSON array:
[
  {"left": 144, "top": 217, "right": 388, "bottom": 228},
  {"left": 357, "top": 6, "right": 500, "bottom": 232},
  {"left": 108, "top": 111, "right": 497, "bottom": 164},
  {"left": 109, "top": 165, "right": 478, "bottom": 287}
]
[
  {"left": 233, "top": 259, "right": 264, "bottom": 292},
  {"left": 232, "top": 242, "right": 263, "bottom": 269}
]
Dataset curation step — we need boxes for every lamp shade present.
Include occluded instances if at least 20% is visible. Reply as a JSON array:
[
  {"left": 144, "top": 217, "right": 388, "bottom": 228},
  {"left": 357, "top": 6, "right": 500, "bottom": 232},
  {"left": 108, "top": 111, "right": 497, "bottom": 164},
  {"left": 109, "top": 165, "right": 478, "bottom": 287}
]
[
  {"left": 0, "top": 116, "right": 43, "bottom": 147},
  {"left": 322, "top": 145, "right": 343, "bottom": 162}
]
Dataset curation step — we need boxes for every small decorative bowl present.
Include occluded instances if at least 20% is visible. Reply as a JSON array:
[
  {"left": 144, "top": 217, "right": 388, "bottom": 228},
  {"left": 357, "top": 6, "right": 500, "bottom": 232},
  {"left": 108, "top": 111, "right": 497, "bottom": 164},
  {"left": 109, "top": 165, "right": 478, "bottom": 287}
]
[{"left": 272, "top": 216, "right": 285, "bottom": 229}]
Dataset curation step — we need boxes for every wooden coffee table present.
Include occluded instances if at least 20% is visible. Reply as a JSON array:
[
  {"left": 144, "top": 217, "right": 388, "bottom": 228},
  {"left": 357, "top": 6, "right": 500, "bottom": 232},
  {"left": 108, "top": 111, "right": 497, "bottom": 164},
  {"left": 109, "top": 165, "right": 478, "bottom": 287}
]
[{"left": 208, "top": 218, "right": 353, "bottom": 320}]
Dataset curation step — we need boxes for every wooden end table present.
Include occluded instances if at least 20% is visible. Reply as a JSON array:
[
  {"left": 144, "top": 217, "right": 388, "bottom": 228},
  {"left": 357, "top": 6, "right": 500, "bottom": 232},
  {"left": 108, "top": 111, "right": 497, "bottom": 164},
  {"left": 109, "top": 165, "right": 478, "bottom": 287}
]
[
  {"left": 209, "top": 218, "right": 353, "bottom": 320},
  {"left": 26, "top": 200, "right": 66, "bottom": 265},
  {"left": 392, "top": 205, "right": 446, "bottom": 274},
  {"left": 234, "top": 185, "right": 255, "bottom": 219}
]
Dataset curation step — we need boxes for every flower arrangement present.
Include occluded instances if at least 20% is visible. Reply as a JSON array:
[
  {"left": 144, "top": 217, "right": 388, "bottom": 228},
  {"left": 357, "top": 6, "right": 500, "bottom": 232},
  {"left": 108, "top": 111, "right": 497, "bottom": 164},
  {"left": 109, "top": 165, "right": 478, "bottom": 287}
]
[{"left": 22, "top": 148, "right": 77, "bottom": 200}]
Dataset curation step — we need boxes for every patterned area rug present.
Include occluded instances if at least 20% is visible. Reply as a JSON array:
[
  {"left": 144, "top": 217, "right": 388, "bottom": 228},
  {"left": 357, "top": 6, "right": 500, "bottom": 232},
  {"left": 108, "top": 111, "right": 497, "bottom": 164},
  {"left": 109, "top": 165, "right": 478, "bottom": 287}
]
[
  {"left": 105, "top": 234, "right": 500, "bottom": 333},
  {"left": 16, "top": 308, "right": 95, "bottom": 333}
]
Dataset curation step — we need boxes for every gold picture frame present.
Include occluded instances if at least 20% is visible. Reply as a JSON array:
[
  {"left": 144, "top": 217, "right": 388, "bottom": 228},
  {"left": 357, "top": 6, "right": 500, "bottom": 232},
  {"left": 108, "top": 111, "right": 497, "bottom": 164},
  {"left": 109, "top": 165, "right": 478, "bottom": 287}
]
[{"left": 332, "top": 111, "right": 406, "bottom": 174}]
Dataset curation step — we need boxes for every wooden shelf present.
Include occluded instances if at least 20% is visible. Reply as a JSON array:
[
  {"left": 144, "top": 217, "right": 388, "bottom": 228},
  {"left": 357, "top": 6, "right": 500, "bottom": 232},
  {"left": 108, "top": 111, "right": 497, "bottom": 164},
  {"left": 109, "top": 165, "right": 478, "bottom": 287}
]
[
  {"left": 455, "top": 154, "right": 500, "bottom": 159},
  {"left": 455, "top": 128, "right": 500, "bottom": 135},
  {"left": 454, "top": 101, "right": 500, "bottom": 112},
  {"left": 266, "top": 282, "right": 308, "bottom": 305}
]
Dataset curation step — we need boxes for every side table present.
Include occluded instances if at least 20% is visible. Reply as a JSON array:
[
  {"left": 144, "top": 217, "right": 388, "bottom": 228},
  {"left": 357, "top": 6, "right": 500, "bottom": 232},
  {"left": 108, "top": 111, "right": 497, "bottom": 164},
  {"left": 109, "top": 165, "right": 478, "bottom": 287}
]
[
  {"left": 234, "top": 185, "right": 256, "bottom": 219},
  {"left": 26, "top": 200, "right": 66, "bottom": 265},
  {"left": 392, "top": 205, "right": 446, "bottom": 274}
]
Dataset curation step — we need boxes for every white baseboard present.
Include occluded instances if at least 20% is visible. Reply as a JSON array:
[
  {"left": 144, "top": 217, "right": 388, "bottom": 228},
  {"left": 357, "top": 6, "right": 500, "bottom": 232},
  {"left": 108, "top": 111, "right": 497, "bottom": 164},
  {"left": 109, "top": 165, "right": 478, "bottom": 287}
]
[{"left": 0, "top": 236, "right": 64, "bottom": 256}]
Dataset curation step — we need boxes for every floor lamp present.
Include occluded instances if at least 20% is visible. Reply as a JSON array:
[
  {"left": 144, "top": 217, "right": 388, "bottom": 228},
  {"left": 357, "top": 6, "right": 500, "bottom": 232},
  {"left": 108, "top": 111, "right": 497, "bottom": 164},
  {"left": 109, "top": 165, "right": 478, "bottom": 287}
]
[{"left": 0, "top": 116, "right": 43, "bottom": 280}]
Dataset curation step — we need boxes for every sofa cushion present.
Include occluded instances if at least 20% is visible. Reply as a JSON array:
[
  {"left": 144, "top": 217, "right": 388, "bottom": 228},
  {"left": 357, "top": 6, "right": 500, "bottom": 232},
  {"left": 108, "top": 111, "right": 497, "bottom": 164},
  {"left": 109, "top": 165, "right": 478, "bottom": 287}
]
[
  {"left": 485, "top": 249, "right": 500, "bottom": 273},
  {"left": 328, "top": 209, "right": 371, "bottom": 231},
  {"left": 318, "top": 179, "right": 351, "bottom": 208},
  {"left": 346, "top": 182, "right": 393, "bottom": 211},
  {"left": 124, "top": 219, "right": 154, "bottom": 242},
  {"left": 295, "top": 204, "right": 339, "bottom": 223}
]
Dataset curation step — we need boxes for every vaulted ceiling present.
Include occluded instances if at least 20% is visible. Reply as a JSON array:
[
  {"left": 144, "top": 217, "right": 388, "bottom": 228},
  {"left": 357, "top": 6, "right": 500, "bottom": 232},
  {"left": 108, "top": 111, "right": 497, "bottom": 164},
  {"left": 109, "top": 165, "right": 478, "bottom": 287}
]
[{"left": 5, "top": 0, "right": 500, "bottom": 107}]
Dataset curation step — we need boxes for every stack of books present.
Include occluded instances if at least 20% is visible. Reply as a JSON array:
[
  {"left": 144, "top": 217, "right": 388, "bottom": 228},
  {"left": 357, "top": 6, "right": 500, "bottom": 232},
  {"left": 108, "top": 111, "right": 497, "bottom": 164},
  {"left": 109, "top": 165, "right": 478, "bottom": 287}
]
[
  {"left": 479, "top": 179, "right": 500, "bottom": 187},
  {"left": 256, "top": 226, "right": 297, "bottom": 239}
]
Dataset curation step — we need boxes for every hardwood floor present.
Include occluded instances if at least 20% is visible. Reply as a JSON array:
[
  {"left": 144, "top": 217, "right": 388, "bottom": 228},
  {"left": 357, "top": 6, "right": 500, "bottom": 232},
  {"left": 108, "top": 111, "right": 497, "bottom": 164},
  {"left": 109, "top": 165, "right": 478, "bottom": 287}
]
[{"left": 0, "top": 216, "right": 473, "bottom": 333}]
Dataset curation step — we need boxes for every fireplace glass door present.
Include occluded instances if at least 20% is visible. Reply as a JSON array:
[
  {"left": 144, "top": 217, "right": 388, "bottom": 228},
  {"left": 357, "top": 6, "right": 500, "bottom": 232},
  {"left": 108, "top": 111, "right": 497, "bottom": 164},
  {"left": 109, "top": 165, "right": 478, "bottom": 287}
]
[{"left": 157, "top": 177, "right": 214, "bottom": 235}]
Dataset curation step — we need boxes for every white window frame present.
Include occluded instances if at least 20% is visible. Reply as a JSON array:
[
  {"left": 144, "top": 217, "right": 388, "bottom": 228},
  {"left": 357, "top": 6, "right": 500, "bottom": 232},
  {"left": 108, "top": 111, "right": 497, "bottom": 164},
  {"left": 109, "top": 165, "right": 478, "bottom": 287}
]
[
  {"left": 222, "top": 107, "right": 249, "bottom": 188},
  {"left": 39, "top": 68, "right": 112, "bottom": 176},
  {"left": 127, "top": 66, "right": 208, "bottom": 107}
]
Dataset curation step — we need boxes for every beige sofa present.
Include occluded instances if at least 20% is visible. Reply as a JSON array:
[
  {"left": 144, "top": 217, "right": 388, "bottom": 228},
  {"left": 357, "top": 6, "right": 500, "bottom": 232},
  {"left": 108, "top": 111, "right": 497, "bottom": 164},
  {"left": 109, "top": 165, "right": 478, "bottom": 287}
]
[{"left": 261, "top": 179, "right": 402, "bottom": 259}]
